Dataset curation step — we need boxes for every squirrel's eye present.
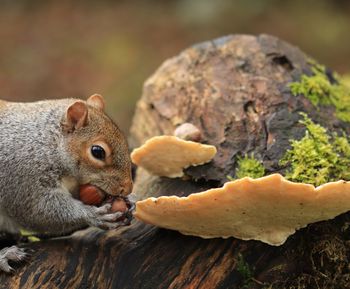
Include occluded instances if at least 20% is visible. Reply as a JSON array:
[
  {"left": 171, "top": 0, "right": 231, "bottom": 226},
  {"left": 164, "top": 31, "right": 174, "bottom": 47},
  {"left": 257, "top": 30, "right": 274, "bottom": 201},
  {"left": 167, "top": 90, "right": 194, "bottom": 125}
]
[{"left": 91, "top": 145, "right": 106, "bottom": 160}]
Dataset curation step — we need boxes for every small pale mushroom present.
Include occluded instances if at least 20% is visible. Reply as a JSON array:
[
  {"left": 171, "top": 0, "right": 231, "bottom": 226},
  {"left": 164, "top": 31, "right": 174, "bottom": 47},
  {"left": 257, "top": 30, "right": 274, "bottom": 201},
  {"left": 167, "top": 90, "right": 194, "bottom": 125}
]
[
  {"left": 130, "top": 136, "right": 217, "bottom": 178},
  {"left": 174, "top": 123, "right": 202, "bottom": 142},
  {"left": 134, "top": 174, "right": 350, "bottom": 246}
]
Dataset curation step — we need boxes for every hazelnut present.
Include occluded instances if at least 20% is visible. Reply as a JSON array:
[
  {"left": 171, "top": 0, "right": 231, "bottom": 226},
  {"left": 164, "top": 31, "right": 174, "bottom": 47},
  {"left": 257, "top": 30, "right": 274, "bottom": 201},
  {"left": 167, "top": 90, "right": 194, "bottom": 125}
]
[
  {"left": 79, "top": 185, "right": 104, "bottom": 206},
  {"left": 111, "top": 198, "right": 128, "bottom": 213}
]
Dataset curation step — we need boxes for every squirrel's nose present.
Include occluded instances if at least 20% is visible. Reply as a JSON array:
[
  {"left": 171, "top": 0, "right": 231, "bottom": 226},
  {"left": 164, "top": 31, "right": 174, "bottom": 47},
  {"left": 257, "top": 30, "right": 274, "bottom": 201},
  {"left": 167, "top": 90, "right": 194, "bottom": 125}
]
[{"left": 118, "top": 180, "right": 133, "bottom": 196}]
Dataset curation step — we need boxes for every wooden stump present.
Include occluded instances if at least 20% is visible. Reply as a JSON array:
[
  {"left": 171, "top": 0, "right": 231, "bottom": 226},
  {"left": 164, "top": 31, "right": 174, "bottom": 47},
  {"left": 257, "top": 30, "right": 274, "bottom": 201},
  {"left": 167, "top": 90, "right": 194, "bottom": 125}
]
[{"left": 1, "top": 34, "right": 349, "bottom": 289}]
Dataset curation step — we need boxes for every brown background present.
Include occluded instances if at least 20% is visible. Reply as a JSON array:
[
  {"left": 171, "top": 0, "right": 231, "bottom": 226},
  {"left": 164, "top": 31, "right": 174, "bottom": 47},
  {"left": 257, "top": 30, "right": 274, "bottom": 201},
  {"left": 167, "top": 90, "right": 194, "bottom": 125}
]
[{"left": 0, "top": 0, "right": 350, "bottom": 132}]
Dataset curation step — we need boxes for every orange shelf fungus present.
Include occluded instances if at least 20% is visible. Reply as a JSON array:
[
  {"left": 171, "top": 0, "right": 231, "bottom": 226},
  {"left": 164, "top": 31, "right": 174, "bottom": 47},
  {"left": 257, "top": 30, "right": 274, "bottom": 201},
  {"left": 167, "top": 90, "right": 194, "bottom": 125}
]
[
  {"left": 134, "top": 174, "right": 350, "bottom": 246},
  {"left": 130, "top": 136, "right": 217, "bottom": 178}
]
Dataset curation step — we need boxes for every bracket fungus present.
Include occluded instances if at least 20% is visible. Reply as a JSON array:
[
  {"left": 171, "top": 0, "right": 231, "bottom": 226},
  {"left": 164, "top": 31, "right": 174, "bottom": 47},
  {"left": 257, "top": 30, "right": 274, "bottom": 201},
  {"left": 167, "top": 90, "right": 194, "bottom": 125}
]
[
  {"left": 134, "top": 174, "right": 350, "bottom": 246},
  {"left": 130, "top": 136, "right": 217, "bottom": 178}
]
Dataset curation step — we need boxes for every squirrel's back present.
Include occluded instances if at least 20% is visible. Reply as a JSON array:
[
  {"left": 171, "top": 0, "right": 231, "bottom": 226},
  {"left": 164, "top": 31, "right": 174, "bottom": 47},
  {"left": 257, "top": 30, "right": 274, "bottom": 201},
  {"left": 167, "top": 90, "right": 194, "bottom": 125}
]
[{"left": 0, "top": 99, "right": 78, "bottom": 193}]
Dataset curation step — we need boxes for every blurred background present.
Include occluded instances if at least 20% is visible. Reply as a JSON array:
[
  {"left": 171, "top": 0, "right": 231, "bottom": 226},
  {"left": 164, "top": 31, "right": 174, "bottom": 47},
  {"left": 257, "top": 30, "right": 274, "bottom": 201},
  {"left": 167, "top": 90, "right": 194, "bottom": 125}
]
[{"left": 0, "top": 0, "right": 349, "bottom": 132}]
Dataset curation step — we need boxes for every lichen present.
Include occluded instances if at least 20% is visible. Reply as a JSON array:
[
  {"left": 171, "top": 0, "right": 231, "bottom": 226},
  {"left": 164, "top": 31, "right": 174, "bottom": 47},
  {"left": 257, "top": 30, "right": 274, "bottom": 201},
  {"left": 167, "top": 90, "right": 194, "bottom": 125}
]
[
  {"left": 229, "top": 154, "right": 265, "bottom": 180},
  {"left": 280, "top": 113, "right": 350, "bottom": 186},
  {"left": 289, "top": 62, "right": 350, "bottom": 122}
]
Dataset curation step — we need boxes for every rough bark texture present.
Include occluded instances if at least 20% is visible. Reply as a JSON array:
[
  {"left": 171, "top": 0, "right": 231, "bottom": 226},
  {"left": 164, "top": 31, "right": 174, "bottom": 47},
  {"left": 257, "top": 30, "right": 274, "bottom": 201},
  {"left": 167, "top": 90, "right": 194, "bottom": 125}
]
[
  {"left": 1, "top": 34, "right": 350, "bottom": 289},
  {"left": 130, "top": 34, "right": 349, "bottom": 184}
]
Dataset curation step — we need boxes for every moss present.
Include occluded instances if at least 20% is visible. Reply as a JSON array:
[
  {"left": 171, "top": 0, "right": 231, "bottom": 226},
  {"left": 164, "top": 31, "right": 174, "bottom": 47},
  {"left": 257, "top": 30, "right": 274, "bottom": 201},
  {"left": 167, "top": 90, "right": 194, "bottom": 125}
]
[
  {"left": 289, "top": 62, "right": 350, "bottom": 122},
  {"left": 227, "top": 154, "right": 265, "bottom": 180},
  {"left": 342, "top": 74, "right": 350, "bottom": 88},
  {"left": 280, "top": 113, "right": 350, "bottom": 186},
  {"left": 20, "top": 229, "right": 40, "bottom": 242},
  {"left": 236, "top": 253, "right": 253, "bottom": 288}
]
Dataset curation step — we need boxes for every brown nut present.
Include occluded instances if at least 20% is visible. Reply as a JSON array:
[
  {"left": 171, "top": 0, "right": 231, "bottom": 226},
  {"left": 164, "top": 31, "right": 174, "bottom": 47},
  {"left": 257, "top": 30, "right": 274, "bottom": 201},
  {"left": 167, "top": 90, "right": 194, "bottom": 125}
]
[
  {"left": 111, "top": 198, "right": 128, "bottom": 213},
  {"left": 79, "top": 184, "right": 104, "bottom": 206}
]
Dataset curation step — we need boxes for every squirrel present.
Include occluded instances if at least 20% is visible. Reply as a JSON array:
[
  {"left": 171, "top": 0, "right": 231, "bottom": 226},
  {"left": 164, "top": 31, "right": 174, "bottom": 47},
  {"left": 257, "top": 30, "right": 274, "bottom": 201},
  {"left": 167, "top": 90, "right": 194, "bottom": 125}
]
[{"left": 0, "top": 94, "right": 133, "bottom": 272}]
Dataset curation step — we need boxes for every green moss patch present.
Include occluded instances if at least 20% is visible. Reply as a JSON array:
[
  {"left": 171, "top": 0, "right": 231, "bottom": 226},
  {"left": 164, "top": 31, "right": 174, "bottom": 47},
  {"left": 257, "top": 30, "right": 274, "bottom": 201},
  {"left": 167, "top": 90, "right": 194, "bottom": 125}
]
[
  {"left": 280, "top": 113, "right": 350, "bottom": 186},
  {"left": 342, "top": 74, "right": 350, "bottom": 88},
  {"left": 289, "top": 62, "right": 350, "bottom": 122},
  {"left": 228, "top": 154, "right": 265, "bottom": 180},
  {"left": 236, "top": 253, "right": 253, "bottom": 289}
]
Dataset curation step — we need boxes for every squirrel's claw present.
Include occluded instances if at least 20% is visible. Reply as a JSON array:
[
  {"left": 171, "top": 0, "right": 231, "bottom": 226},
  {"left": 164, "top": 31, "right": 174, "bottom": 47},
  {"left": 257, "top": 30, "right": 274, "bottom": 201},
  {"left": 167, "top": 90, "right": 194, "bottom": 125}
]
[
  {"left": 94, "top": 203, "right": 112, "bottom": 215},
  {"left": 0, "top": 263, "right": 14, "bottom": 274},
  {"left": 95, "top": 218, "right": 129, "bottom": 230},
  {"left": 99, "top": 212, "right": 124, "bottom": 222},
  {"left": 3, "top": 246, "right": 27, "bottom": 261},
  {"left": 92, "top": 204, "right": 128, "bottom": 230},
  {"left": 125, "top": 198, "right": 135, "bottom": 212},
  {"left": 98, "top": 221, "right": 127, "bottom": 230},
  {"left": 122, "top": 197, "right": 134, "bottom": 226},
  {"left": 0, "top": 246, "right": 27, "bottom": 273},
  {"left": 91, "top": 198, "right": 134, "bottom": 230}
]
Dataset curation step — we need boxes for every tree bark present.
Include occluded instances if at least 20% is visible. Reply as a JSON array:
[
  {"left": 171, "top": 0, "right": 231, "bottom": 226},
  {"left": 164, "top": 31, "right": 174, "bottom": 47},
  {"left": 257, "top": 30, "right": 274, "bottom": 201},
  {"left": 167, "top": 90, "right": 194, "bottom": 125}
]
[
  {"left": 1, "top": 34, "right": 349, "bottom": 289},
  {"left": 130, "top": 34, "right": 349, "bottom": 184}
]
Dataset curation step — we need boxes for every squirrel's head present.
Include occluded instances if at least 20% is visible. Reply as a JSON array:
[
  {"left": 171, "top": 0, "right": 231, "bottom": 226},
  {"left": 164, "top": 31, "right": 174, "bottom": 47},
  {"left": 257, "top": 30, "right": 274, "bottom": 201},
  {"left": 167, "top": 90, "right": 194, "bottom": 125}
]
[{"left": 61, "top": 94, "right": 133, "bottom": 197}]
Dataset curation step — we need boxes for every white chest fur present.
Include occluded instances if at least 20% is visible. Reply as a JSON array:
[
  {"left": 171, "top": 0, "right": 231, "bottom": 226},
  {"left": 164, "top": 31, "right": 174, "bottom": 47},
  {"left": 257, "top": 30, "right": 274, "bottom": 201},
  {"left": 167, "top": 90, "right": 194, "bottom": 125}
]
[{"left": 61, "top": 175, "right": 79, "bottom": 198}]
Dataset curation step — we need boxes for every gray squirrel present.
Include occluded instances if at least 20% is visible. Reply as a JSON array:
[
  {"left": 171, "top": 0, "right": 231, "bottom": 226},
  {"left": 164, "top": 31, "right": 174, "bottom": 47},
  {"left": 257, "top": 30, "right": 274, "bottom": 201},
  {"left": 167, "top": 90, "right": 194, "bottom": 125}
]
[{"left": 0, "top": 94, "right": 133, "bottom": 272}]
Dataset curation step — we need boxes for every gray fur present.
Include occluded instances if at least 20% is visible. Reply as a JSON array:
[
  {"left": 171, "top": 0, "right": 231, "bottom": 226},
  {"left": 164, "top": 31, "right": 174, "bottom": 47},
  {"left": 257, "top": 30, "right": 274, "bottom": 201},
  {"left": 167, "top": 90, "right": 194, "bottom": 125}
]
[
  {"left": 0, "top": 246, "right": 27, "bottom": 272},
  {"left": 0, "top": 98, "right": 132, "bottom": 273},
  {"left": 0, "top": 99, "right": 124, "bottom": 236}
]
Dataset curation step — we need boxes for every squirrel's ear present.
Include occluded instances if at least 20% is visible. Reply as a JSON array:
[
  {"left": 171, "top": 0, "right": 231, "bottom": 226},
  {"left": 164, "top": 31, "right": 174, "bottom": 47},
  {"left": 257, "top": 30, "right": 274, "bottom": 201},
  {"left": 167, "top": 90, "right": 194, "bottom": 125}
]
[
  {"left": 87, "top": 94, "right": 105, "bottom": 111},
  {"left": 63, "top": 101, "right": 88, "bottom": 132}
]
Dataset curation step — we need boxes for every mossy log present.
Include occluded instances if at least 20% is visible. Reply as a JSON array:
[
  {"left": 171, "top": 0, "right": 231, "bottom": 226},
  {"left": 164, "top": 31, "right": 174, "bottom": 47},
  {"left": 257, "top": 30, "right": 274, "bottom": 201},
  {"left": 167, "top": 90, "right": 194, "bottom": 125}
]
[{"left": 1, "top": 34, "right": 350, "bottom": 289}]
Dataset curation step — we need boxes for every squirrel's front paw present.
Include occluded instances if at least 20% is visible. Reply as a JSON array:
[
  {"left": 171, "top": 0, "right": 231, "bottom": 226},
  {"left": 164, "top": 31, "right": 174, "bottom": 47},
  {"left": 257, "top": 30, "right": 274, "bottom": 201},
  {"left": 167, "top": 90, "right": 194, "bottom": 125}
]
[
  {"left": 91, "top": 204, "right": 129, "bottom": 230},
  {"left": 0, "top": 246, "right": 28, "bottom": 273}
]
